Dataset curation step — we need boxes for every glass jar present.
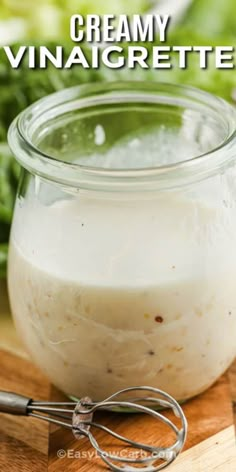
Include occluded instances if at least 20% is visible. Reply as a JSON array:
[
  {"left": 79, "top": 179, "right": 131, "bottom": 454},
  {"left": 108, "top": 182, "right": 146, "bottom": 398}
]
[{"left": 8, "top": 82, "right": 236, "bottom": 402}]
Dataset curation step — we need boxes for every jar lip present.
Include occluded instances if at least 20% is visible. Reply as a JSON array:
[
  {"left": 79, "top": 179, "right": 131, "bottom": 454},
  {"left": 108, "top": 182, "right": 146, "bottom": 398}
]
[{"left": 8, "top": 81, "right": 236, "bottom": 191}]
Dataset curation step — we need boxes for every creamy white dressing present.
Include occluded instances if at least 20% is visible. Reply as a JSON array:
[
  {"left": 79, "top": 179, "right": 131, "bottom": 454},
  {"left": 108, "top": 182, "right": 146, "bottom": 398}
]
[{"left": 8, "top": 187, "right": 236, "bottom": 401}]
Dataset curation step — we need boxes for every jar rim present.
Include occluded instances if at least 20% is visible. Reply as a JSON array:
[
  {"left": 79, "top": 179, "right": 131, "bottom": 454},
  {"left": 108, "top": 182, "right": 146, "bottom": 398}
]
[{"left": 8, "top": 81, "right": 236, "bottom": 192}]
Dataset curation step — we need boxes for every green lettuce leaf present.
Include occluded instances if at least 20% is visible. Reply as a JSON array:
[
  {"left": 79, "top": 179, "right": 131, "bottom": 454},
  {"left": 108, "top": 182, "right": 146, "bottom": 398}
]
[
  {"left": 180, "top": 0, "right": 236, "bottom": 37},
  {"left": 0, "top": 244, "right": 8, "bottom": 278}
]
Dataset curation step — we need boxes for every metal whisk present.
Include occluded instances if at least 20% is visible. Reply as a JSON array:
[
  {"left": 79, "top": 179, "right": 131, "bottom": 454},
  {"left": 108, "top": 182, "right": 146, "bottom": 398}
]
[{"left": 0, "top": 386, "right": 187, "bottom": 471}]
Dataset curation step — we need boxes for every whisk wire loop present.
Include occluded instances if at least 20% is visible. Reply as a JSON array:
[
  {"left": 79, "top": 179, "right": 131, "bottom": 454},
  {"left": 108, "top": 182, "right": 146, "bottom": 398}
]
[{"left": 0, "top": 386, "right": 187, "bottom": 472}]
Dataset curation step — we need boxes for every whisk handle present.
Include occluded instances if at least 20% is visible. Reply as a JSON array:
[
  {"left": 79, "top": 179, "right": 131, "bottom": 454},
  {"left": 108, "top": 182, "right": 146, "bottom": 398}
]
[{"left": 0, "top": 391, "right": 32, "bottom": 415}]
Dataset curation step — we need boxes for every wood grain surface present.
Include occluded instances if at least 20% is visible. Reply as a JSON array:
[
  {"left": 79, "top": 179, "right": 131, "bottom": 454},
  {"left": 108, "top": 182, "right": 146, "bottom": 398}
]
[
  {"left": 0, "top": 348, "right": 235, "bottom": 471},
  {"left": 0, "top": 350, "right": 50, "bottom": 472},
  {"left": 0, "top": 280, "right": 235, "bottom": 471},
  {"left": 229, "top": 361, "right": 236, "bottom": 426}
]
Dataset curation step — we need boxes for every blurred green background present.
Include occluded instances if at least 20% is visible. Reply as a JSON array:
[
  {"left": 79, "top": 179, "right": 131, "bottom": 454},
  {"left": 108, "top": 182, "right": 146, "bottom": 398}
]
[{"left": 0, "top": 0, "right": 236, "bottom": 277}]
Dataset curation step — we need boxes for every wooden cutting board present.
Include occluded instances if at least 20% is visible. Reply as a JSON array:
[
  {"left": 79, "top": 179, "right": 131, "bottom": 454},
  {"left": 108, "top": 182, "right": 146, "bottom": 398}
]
[{"left": 0, "top": 348, "right": 235, "bottom": 472}]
